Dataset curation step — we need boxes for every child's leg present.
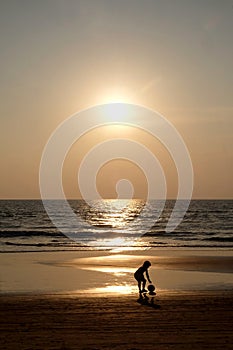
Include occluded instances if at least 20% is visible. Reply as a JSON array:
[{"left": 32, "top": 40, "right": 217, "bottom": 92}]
[
  {"left": 137, "top": 280, "right": 141, "bottom": 292},
  {"left": 134, "top": 273, "right": 142, "bottom": 292},
  {"left": 142, "top": 277, "right": 147, "bottom": 291}
]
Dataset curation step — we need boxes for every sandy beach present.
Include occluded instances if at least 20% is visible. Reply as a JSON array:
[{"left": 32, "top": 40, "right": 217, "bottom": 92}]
[
  {"left": 1, "top": 292, "right": 233, "bottom": 350},
  {"left": 1, "top": 249, "right": 233, "bottom": 349}
]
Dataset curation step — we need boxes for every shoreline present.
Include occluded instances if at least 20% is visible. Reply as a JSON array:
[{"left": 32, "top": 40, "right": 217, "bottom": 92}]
[{"left": 1, "top": 246, "right": 233, "bottom": 253}]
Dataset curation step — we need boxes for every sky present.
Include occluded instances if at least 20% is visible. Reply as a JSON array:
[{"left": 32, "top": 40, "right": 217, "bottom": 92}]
[{"left": 1, "top": 0, "right": 233, "bottom": 199}]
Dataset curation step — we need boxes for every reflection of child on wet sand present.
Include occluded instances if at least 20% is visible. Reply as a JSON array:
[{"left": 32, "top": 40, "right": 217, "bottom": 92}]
[{"left": 134, "top": 260, "right": 152, "bottom": 293}]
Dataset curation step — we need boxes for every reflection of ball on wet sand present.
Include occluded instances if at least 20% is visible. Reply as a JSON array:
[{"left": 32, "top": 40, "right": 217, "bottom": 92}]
[{"left": 148, "top": 284, "right": 156, "bottom": 295}]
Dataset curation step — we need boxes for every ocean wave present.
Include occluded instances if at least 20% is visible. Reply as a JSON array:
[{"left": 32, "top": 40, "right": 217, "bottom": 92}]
[
  {"left": 202, "top": 236, "right": 233, "bottom": 242},
  {"left": 4, "top": 241, "right": 81, "bottom": 247},
  {"left": 1, "top": 199, "right": 233, "bottom": 252},
  {"left": 0, "top": 230, "right": 64, "bottom": 238}
]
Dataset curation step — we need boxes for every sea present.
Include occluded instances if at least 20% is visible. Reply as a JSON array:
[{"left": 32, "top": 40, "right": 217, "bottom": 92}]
[{"left": 0, "top": 200, "right": 232, "bottom": 253}]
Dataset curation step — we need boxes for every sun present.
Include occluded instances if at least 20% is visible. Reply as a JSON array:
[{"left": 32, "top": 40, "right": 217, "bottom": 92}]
[{"left": 98, "top": 88, "right": 134, "bottom": 104}]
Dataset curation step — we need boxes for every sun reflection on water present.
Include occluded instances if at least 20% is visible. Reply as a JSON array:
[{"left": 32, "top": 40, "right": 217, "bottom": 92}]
[
  {"left": 85, "top": 283, "right": 137, "bottom": 295},
  {"left": 76, "top": 254, "right": 138, "bottom": 294},
  {"left": 83, "top": 265, "right": 134, "bottom": 276},
  {"left": 90, "top": 237, "right": 149, "bottom": 253},
  {"left": 77, "top": 198, "right": 145, "bottom": 229}
]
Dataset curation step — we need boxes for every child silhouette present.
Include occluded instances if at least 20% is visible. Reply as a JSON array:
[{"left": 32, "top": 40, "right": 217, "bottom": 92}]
[{"left": 134, "top": 260, "right": 152, "bottom": 293}]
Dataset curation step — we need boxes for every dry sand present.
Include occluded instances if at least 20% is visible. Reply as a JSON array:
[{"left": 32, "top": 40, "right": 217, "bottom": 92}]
[{"left": 1, "top": 292, "right": 233, "bottom": 350}]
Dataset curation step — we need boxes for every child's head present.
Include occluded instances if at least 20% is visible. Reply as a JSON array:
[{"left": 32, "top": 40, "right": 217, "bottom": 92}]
[{"left": 143, "top": 260, "right": 151, "bottom": 268}]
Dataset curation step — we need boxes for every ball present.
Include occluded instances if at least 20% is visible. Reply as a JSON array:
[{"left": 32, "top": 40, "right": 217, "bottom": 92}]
[
  {"left": 147, "top": 284, "right": 155, "bottom": 292},
  {"left": 147, "top": 284, "right": 156, "bottom": 295}
]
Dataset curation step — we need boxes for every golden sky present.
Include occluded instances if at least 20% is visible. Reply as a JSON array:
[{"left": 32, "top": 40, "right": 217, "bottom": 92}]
[{"left": 1, "top": 0, "right": 233, "bottom": 199}]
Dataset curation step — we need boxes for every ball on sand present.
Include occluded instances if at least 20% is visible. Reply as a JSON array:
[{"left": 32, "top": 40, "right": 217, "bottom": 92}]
[{"left": 147, "top": 284, "right": 156, "bottom": 295}]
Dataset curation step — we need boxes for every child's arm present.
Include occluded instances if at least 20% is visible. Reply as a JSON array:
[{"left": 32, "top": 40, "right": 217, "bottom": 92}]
[{"left": 146, "top": 269, "right": 152, "bottom": 283}]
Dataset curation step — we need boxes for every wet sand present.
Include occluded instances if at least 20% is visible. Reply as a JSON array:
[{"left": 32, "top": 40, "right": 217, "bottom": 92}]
[
  {"left": 1, "top": 249, "right": 233, "bottom": 349},
  {"left": 1, "top": 249, "right": 233, "bottom": 294}
]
